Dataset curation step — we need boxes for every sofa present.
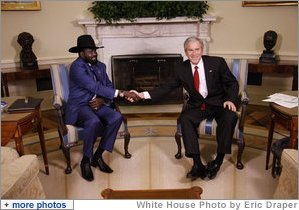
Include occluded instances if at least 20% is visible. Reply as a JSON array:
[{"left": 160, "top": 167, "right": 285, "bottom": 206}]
[
  {"left": 1, "top": 147, "right": 45, "bottom": 199},
  {"left": 273, "top": 148, "right": 298, "bottom": 199}
]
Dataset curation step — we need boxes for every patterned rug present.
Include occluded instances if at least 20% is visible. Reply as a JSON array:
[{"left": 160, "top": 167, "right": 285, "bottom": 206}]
[{"left": 37, "top": 137, "right": 279, "bottom": 199}]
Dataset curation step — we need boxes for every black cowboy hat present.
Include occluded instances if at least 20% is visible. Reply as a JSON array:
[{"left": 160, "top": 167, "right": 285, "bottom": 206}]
[{"left": 69, "top": 35, "right": 104, "bottom": 53}]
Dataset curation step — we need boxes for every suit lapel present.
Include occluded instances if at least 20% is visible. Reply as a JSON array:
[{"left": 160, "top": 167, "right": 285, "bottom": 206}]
[
  {"left": 184, "top": 62, "right": 194, "bottom": 90},
  {"left": 202, "top": 56, "right": 212, "bottom": 93}
]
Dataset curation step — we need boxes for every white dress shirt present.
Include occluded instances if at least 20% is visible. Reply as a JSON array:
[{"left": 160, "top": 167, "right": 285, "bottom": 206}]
[{"left": 191, "top": 59, "right": 208, "bottom": 98}]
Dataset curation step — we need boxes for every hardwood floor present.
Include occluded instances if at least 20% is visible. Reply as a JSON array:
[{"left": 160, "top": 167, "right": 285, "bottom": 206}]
[{"left": 246, "top": 104, "right": 271, "bottom": 128}]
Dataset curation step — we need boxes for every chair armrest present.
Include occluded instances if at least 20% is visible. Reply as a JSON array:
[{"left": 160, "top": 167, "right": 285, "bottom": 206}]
[
  {"left": 52, "top": 95, "right": 68, "bottom": 136},
  {"left": 240, "top": 90, "right": 250, "bottom": 105},
  {"left": 112, "top": 102, "right": 129, "bottom": 132},
  {"left": 1, "top": 147, "right": 19, "bottom": 164},
  {"left": 112, "top": 101, "right": 120, "bottom": 113},
  {"left": 180, "top": 92, "right": 189, "bottom": 112},
  {"left": 52, "top": 95, "right": 63, "bottom": 108},
  {"left": 1, "top": 154, "right": 41, "bottom": 198},
  {"left": 237, "top": 90, "right": 250, "bottom": 130}
]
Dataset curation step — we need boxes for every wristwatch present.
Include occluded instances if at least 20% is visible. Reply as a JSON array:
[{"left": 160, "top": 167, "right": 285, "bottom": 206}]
[{"left": 119, "top": 90, "right": 124, "bottom": 97}]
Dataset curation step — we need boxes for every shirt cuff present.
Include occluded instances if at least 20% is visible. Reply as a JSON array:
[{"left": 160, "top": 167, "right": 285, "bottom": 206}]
[
  {"left": 114, "top": 89, "right": 119, "bottom": 98},
  {"left": 143, "top": 91, "right": 151, "bottom": 99}
]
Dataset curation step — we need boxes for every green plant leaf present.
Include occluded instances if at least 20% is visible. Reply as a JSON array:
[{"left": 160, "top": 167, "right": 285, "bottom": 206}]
[{"left": 88, "top": 1, "right": 209, "bottom": 24}]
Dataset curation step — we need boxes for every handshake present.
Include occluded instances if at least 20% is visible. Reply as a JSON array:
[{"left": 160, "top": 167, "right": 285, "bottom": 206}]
[
  {"left": 89, "top": 90, "right": 144, "bottom": 111},
  {"left": 118, "top": 90, "right": 144, "bottom": 102}
]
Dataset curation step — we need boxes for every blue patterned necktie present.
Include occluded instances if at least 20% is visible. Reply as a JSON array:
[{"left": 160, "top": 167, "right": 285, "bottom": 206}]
[{"left": 89, "top": 65, "right": 98, "bottom": 81}]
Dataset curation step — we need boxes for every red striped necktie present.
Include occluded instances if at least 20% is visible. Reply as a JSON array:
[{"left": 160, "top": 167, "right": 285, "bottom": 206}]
[
  {"left": 193, "top": 66, "right": 199, "bottom": 92},
  {"left": 193, "top": 66, "right": 205, "bottom": 110}
]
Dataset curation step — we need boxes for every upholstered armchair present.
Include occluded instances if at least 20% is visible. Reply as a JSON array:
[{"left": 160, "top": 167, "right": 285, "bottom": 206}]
[
  {"left": 174, "top": 59, "right": 249, "bottom": 169},
  {"left": 50, "top": 64, "right": 131, "bottom": 174},
  {"left": 1, "top": 147, "right": 45, "bottom": 199},
  {"left": 273, "top": 149, "right": 298, "bottom": 199}
]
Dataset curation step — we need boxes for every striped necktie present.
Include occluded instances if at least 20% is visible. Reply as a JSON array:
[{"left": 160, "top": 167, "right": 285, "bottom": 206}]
[
  {"left": 194, "top": 65, "right": 205, "bottom": 110},
  {"left": 193, "top": 66, "right": 199, "bottom": 92}
]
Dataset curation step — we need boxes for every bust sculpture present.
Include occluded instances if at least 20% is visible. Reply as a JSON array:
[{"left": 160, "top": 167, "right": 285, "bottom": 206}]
[
  {"left": 259, "top": 30, "right": 278, "bottom": 63},
  {"left": 17, "top": 32, "right": 38, "bottom": 70}
]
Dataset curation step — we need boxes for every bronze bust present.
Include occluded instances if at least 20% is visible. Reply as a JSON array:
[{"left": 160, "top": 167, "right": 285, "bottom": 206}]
[
  {"left": 259, "top": 30, "right": 278, "bottom": 63},
  {"left": 17, "top": 32, "right": 38, "bottom": 70}
]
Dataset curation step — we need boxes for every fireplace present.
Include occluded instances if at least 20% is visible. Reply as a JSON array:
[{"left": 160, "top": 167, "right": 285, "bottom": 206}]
[
  {"left": 78, "top": 17, "right": 216, "bottom": 104},
  {"left": 112, "top": 54, "right": 183, "bottom": 105}
]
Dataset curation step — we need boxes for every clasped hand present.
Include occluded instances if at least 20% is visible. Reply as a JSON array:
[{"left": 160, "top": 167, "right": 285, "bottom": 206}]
[
  {"left": 89, "top": 90, "right": 144, "bottom": 111},
  {"left": 89, "top": 98, "right": 105, "bottom": 111},
  {"left": 121, "top": 90, "right": 142, "bottom": 102}
]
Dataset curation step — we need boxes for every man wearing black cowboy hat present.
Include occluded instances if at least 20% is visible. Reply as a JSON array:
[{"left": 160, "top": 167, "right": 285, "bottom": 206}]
[{"left": 66, "top": 35, "right": 140, "bottom": 181}]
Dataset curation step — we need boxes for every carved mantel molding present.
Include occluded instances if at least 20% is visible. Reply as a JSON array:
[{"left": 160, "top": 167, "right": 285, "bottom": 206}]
[
  {"left": 78, "top": 16, "right": 216, "bottom": 54},
  {"left": 78, "top": 16, "right": 217, "bottom": 76}
]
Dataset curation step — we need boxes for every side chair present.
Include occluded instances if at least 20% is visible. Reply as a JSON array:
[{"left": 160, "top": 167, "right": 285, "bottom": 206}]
[
  {"left": 50, "top": 64, "right": 131, "bottom": 174},
  {"left": 174, "top": 59, "right": 249, "bottom": 169}
]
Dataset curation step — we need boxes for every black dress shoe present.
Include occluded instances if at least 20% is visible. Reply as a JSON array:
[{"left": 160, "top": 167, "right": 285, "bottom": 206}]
[
  {"left": 206, "top": 160, "right": 222, "bottom": 180},
  {"left": 80, "top": 160, "right": 94, "bottom": 181},
  {"left": 91, "top": 157, "right": 113, "bottom": 173},
  {"left": 186, "top": 164, "right": 206, "bottom": 181}
]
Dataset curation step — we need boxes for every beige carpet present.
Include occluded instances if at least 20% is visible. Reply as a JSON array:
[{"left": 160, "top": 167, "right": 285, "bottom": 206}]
[{"left": 38, "top": 136, "right": 279, "bottom": 199}]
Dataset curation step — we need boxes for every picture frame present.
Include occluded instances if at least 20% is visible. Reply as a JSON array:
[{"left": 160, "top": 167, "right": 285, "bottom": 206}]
[
  {"left": 242, "top": 1, "right": 298, "bottom": 7},
  {"left": 1, "top": 1, "right": 41, "bottom": 11}
]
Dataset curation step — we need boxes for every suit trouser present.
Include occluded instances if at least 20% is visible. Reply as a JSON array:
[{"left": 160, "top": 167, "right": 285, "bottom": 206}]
[
  {"left": 77, "top": 105, "right": 123, "bottom": 158},
  {"left": 179, "top": 106, "right": 238, "bottom": 158}
]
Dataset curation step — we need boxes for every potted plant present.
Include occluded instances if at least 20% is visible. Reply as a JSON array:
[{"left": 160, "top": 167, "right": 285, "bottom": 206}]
[{"left": 89, "top": 1, "right": 209, "bottom": 24}]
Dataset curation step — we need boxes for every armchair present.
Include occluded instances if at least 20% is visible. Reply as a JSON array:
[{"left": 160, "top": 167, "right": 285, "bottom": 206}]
[
  {"left": 50, "top": 64, "right": 131, "bottom": 174},
  {"left": 273, "top": 149, "right": 298, "bottom": 199},
  {"left": 174, "top": 59, "right": 249, "bottom": 169},
  {"left": 1, "top": 147, "right": 45, "bottom": 199}
]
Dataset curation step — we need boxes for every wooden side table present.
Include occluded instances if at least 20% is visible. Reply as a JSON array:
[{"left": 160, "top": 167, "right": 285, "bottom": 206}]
[
  {"left": 1, "top": 97, "right": 49, "bottom": 175},
  {"left": 265, "top": 91, "right": 298, "bottom": 170},
  {"left": 1, "top": 65, "right": 51, "bottom": 97},
  {"left": 247, "top": 60, "right": 298, "bottom": 90}
]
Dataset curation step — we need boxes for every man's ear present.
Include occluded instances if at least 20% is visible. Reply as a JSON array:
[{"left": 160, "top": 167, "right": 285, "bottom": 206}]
[{"left": 79, "top": 51, "right": 84, "bottom": 57}]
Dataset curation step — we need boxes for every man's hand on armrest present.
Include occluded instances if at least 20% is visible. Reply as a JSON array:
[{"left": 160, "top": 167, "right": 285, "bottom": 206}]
[{"left": 89, "top": 98, "right": 105, "bottom": 110}]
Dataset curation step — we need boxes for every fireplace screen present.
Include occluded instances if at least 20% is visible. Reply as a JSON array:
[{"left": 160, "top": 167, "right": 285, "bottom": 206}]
[{"left": 111, "top": 54, "right": 183, "bottom": 105}]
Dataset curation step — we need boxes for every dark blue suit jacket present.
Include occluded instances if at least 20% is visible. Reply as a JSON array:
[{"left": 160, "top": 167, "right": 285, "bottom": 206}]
[{"left": 65, "top": 57, "right": 116, "bottom": 125}]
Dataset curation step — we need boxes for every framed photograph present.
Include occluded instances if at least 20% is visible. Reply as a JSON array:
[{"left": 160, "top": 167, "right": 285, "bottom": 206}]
[
  {"left": 242, "top": 1, "right": 298, "bottom": 7},
  {"left": 1, "top": 1, "right": 41, "bottom": 11}
]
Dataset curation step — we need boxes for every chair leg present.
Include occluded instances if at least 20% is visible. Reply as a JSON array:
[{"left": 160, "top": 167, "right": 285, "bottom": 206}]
[
  {"left": 236, "top": 136, "right": 245, "bottom": 170},
  {"left": 62, "top": 146, "right": 72, "bottom": 174},
  {"left": 122, "top": 117, "right": 132, "bottom": 159},
  {"left": 58, "top": 130, "right": 72, "bottom": 174},
  {"left": 124, "top": 132, "right": 132, "bottom": 159},
  {"left": 174, "top": 132, "right": 182, "bottom": 159}
]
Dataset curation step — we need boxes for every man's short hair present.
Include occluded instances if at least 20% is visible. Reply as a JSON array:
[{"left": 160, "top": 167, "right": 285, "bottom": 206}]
[{"left": 184, "top": 36, "right": 204, "bottom": 50}]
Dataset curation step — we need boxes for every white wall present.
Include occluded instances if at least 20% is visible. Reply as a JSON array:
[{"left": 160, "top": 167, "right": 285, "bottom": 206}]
[
  {"left": 1, "top": 1, "right": 93, "bottom": 65},
  {"left": 208, "top": 1, "right": 298, "bottom": 59},
  {"left": 2, "top": 1, "right": 297, "bottom": 65},
  {"left": 1, "top": 1, "right": 298, "bottom": 107}
]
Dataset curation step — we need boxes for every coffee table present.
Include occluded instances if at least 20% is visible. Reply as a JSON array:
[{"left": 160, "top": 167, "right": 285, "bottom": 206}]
[{"left": 101, "top": 186, "right": 202, "bottom": 199}]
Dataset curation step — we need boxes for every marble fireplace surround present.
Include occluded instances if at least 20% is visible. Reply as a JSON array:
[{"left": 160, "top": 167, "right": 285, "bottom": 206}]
[{"left": 78, "top": 16, "right": 216, "bottom": 77}]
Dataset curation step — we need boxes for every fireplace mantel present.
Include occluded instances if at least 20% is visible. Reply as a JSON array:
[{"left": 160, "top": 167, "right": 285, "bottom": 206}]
[{"left": 78, "top": 16, "right": 216, "bottom": 77}]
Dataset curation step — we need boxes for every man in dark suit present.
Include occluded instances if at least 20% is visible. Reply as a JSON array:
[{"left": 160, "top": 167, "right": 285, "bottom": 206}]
[
  {"left": 66, "top": 35, "right": 139, "bottom": 181},
  {"left": 133, "top": 36, "right": 239, "bottom": 180}
]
